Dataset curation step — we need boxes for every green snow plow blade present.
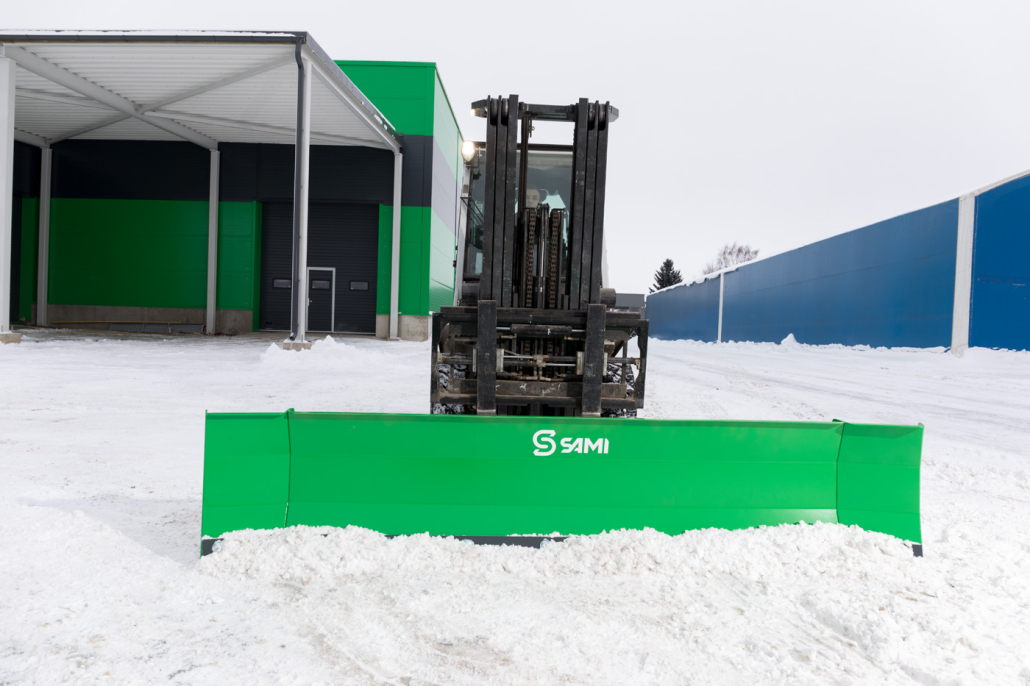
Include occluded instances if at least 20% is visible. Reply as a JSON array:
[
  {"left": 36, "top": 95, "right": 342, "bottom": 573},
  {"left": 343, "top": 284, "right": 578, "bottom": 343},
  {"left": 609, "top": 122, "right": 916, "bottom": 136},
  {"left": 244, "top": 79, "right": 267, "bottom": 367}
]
[{"left": 201, "top": 411, "right": 922, "bottom": 549}]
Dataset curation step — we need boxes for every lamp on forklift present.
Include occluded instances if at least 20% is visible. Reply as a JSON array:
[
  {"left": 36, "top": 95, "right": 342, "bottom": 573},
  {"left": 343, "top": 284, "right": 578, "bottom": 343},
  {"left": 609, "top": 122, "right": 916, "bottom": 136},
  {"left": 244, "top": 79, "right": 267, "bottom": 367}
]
[{"left": 461, "top": 139, "right": 477, "bottom": 164}]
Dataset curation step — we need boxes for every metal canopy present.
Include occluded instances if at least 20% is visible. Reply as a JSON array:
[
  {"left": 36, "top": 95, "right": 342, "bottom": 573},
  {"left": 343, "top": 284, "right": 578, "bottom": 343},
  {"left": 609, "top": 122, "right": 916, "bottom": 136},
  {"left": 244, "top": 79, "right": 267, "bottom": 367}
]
[
  {"left": 0, "top": 31, "right": 404, "bottom": 342},
  {"left": 0, "top": 32, "right": 398, "bottom": 151}
]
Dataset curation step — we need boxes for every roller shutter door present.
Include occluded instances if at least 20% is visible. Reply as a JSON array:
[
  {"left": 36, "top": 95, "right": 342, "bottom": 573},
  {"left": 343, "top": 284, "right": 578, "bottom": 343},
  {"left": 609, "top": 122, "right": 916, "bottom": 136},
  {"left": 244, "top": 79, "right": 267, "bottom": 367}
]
[
  {"left": 259, "top": 202, "right": 294, "bottom": 331},
  {"left": 259, "top": 202, "right": 379, "bottom": 334}
]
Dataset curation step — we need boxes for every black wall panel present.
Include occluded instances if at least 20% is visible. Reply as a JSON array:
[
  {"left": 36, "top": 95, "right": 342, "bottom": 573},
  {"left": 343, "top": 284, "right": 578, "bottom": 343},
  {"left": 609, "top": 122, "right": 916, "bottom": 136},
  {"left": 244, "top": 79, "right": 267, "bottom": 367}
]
[
  {"left": 48, "top": 140, "right": 394, "bottom": 204},
  {"left": 13, "top": 142, "right": 41, "bottom": 197},
  {"left": 399, "top": 134, "right": 433, "bottom": 207},
  {"left": 259, "top": 202, "right": 295, "bottom": 331},
  {"left": 218, "top": 142, "right": 259, "bottom": 201},
  {"left": 52, "top": 140, "right": 210, "bottom": 200},
  {"left": 220, "top": 143, "right": 393, "bottom": 204}
]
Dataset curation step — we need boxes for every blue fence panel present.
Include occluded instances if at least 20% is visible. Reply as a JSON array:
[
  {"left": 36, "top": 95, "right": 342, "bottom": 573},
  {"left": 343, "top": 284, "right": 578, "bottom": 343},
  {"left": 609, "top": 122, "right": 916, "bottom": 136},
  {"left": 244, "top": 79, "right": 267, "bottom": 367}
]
[
  {"left": 647, "top": 276, "right": 720, "bottom": 341},
  {"left": 720, "top": 200, "right": 959, "bottom": 347},
  {"left": 970, "top": 177, "right": 1030, "bottom": 350}
]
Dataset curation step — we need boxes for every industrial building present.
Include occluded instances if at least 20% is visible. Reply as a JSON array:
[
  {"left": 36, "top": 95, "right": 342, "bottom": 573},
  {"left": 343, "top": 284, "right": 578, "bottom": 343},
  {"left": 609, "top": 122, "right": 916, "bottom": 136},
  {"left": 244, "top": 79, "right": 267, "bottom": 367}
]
[{"left": 1, "top": 31, "right": 462, "bottom": 343}]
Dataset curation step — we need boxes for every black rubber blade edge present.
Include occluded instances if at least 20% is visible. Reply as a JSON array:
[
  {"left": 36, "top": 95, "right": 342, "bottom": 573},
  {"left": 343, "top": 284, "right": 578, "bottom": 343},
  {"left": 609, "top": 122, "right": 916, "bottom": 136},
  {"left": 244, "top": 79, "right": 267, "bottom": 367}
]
[{"left": 201, "top": 534, "right": 568, "bottom": 557}]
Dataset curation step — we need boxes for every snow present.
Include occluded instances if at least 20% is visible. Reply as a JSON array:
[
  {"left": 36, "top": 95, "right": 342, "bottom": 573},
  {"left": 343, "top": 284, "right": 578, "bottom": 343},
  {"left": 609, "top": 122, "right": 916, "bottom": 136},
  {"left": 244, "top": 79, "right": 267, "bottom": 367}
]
[{"left": 1, "top": 330, "right": 1029, "bottom": 684}]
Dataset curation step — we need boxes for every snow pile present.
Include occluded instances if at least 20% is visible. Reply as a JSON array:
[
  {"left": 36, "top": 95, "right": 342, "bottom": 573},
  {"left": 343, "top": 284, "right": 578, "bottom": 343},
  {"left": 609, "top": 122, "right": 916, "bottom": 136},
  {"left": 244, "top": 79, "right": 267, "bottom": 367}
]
[
  {"left": 197, "top": 522, "right": 1029, "bottom": 684},
  {"left": 259, "top": 335, "right": 415, "bottom": 372},
  {"left": 2, "top": 331, "right": 1029, "bottom": 683},
  {"left": 780, "top": 332, "right": 800, "bottom": 348},
  {"left": 203, "top": 522, "right": 915, "bottom": 585}
]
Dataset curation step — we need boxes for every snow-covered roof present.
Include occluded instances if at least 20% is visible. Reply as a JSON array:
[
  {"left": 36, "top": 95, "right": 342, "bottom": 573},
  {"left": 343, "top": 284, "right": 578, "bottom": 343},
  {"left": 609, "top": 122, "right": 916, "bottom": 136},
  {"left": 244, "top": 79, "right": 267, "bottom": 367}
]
[{"left": 0, "top": 31, "right": 398, "bottom": 151}]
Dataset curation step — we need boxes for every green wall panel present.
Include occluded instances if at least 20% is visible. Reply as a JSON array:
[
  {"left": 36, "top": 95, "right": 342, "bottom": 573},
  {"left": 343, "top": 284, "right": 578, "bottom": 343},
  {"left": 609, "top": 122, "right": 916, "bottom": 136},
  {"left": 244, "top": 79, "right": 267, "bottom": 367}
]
[
  {"left": 47, "top": 199, "right": 261, "bottom": 320},
  {"left": 429, "top": 207, "right": 455, "bottom": 313},
  {"left": 400, "top": 206, "right": 429, "bottom": 315},
  {"left": 216, "top": 201, "right": 261, "bottom": 313},
  {"left": 376, "top": 205, "right": 436, "bottom": 317},
  {"left": 49, "top": 198, "right": 208, "bottom": 308},
  {"left": 19, "top": 197, "right": 39, "bottom": 322},
  {"left": 335, "top": 61, "right": 435, "bottom": 136},
  {"left": 377, "top": 204, "right": 392, "bottom": 315},
  {"left": 252, "top": 203, "right": 262, "bottom": 332}
]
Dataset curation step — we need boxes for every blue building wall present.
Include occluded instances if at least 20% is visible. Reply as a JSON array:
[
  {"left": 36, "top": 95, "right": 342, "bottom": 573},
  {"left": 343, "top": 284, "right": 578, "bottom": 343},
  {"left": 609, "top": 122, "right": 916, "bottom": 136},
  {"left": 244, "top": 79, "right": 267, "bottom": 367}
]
[
  {"left": 648, "top": 200, "right": 960, "bottom": 348},
  {"left": 647, "top": 275, "right": 720, "bottom": 342},
  {"left": 722, "top": 200, "right": 959, "bottom": 347},
  {"left": 970, "top": 177, "right": 1030, "bottom": 350}
]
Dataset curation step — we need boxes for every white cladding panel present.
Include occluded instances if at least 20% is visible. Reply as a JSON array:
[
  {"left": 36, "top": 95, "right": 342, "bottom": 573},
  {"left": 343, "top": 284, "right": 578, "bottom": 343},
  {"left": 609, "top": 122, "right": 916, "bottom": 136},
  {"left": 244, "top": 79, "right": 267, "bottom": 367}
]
[{"left": 18, "top": 43, "right": 294, "bottom": 105}]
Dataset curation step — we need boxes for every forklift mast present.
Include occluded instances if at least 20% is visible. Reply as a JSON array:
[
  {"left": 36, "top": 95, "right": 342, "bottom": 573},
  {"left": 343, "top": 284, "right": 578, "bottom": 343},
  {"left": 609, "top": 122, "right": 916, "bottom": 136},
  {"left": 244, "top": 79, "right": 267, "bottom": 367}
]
[
  {"left": 432, "top": 96, "right": 647, "bottom": 417},
  {"left": 471, "top": 95, "right": 616, "bottom": 310}
]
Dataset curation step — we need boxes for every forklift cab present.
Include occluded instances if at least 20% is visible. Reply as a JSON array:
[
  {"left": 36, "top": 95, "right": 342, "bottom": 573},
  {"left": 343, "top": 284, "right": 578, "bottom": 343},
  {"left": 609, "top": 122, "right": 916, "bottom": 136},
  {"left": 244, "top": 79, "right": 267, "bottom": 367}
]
[{"left": 462, "top": 144, "right": 573, "bottom": 282}]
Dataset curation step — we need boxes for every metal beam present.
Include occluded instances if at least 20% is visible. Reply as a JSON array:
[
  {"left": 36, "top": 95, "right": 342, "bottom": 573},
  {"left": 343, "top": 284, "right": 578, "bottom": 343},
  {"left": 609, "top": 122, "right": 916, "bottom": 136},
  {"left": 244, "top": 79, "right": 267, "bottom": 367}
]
[
  {"left": 48, "top": 55, "right": 295, "bottom": 144},
  {"left": 13, "top": 127, "right": 48, "bottom": 148},
  {"left": 289, "top": 53, "right": 313, "bottom": 343},
  {"left": 36, "top": 147, "right": 52, "bottom": 326},
  {"left": 950, "top": 193, "right": 976, "bottom": 355},
  {"left": 147, "top": 110, "right": 380, "bottom": 147},
  {"left": 47, "top": 115, "right": 124, "bottom": 144},
  {"left": 717, "top": 272, "right": 724, "bottom": 343},
  {"left": 16, "top": 88, "right": 115, "bottom": 111},
  {"left": 3, "top": 45, "right": 218, "bottom": 150},
  {"left": 206, "top": 150, "right": 220, "bottom": 335},
  {"left": 0, "top": 58, "right": 14, "bottom": 333},
  {"left": 143, "top": 55, "right": 294, "bottom": 113},
  {"left": 390, "top": 152, "right": 403, "bottom": 339},
  {"left": 307, "top": 50, "right": 400, "bottom": 154}
]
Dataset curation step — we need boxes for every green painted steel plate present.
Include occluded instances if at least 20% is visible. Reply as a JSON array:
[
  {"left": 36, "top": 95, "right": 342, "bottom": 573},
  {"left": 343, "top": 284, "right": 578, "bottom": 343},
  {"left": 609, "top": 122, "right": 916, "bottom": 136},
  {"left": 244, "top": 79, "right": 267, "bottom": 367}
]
[{"left": 201, "top": 411, "right": 921, "bottom": 545}]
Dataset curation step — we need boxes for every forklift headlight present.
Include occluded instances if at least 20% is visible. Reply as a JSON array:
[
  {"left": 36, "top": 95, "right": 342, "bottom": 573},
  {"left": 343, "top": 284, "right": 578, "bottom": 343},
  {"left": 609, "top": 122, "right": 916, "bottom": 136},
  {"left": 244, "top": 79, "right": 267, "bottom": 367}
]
[{"left": 461, "top": 140, "right": 477, "bottom": 164}]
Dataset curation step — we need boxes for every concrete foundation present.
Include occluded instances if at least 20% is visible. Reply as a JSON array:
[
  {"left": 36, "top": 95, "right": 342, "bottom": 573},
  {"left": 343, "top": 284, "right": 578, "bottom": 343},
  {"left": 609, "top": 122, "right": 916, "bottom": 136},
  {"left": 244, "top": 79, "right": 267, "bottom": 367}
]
[
  {"left": 400, "top": 315, "right": 431, "bottom": 341},
  {"left": 0, "top": 332, "right": 22, "bottom": 344},
  {"left": 45, "top": 305, "right": 253, "bottom": 334},
  {"left": 282, "top": 340, "right": 313, "bottom": 351},
  {"left": 374, "top": 314, "right": 431, "bottom": 341}
]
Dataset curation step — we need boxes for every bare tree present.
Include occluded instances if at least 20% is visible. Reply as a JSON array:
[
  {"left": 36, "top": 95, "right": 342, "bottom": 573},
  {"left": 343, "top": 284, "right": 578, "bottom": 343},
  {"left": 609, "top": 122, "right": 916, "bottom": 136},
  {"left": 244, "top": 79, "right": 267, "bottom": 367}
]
[{"left": 702, "top": 242, "right": 760, "bottom": 275}]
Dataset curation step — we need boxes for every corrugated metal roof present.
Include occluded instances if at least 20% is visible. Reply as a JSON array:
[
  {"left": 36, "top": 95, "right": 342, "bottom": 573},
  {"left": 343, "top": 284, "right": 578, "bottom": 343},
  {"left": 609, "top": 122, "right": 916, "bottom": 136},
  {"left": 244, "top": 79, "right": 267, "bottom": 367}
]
[{"left": 1, "top": 32, "right": 398, "bottom": 151}]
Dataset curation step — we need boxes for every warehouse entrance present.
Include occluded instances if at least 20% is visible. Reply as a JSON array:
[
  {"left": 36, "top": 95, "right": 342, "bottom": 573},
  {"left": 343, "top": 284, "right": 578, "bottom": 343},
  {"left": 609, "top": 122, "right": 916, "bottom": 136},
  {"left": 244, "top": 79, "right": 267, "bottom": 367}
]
[
  {"left": 259, "top": 202, "right": 379, "bottom": 334},
  {"left": 307, "top": 267, "right": 335, "bottom": 332}
]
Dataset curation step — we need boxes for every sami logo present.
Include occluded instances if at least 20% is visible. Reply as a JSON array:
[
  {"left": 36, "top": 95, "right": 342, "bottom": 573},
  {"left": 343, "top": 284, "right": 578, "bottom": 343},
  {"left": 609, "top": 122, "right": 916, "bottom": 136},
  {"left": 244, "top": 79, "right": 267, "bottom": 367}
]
[{"left": 532, "top": 429, "right": 610, "bottom": 456}]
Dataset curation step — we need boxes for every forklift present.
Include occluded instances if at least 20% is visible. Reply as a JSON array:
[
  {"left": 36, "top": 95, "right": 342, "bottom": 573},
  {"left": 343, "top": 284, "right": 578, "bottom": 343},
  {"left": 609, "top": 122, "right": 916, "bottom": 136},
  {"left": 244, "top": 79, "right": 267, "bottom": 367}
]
[{"left": 430, "top": 96, "right": 647, "bottom": 417}]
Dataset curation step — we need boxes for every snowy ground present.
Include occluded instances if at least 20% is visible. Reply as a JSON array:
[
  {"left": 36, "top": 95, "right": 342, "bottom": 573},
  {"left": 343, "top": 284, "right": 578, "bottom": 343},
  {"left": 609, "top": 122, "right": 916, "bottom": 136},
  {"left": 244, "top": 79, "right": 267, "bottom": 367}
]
[{"left": 1, "top": 330, "right": 1028, "bottom": 684}]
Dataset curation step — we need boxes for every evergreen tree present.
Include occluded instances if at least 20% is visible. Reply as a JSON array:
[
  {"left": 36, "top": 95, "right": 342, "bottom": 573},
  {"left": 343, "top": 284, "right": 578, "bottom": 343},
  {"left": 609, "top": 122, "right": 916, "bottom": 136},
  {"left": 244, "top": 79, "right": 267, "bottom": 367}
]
[{"left": 650, "top": 258, "right": 683, "bottom": 293}]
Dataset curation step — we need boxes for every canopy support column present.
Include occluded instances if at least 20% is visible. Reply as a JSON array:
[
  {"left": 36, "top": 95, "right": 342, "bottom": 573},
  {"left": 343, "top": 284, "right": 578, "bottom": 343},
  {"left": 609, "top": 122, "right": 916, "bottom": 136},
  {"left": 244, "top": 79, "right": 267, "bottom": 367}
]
[
  {"left": 390, "top": 151, "right": 402, "bottom": 340},
  {"left": 0, "top": 57, "right": 17, "bottom": 341},
  {"left": 206, "top": 149, "right": 220, "bottom": 334},
  {"left": 36, "top": 146, "right": 51, "bottom": 326},
  {"left": 288, "top": 49, "right": 312, "bottom": 347}
]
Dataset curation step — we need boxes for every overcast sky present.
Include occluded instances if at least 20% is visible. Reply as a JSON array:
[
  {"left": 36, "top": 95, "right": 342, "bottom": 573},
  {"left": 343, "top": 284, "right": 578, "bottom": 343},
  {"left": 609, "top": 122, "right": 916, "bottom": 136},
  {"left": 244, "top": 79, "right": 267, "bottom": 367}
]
[{"left": 7, "top": 0, "right": 1030, "bottom": 293}]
